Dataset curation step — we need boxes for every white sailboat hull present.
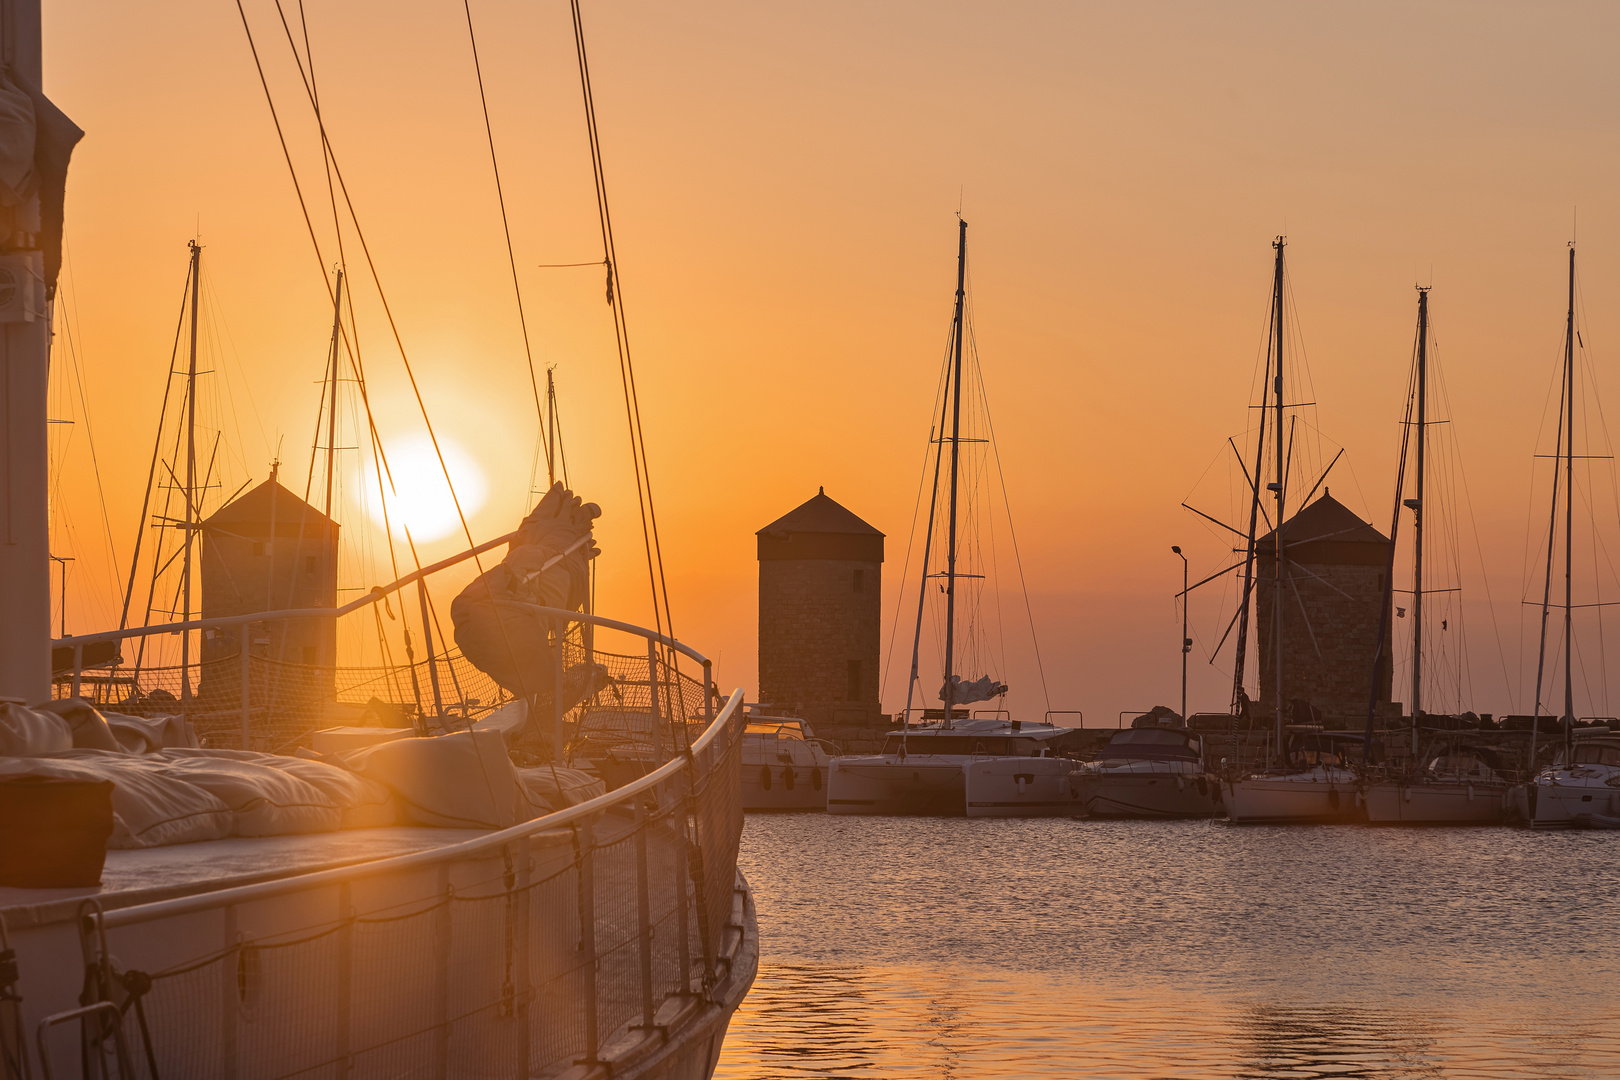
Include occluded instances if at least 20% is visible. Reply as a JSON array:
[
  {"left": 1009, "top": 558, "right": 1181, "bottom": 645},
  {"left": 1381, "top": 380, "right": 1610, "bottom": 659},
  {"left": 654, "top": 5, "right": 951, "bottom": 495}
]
[
  {"left": 1364, "top": 780, "right": 1507, "bottom": 824},
  {"left": 963, "top": 757, "right": 1084, "bottom": 817},
  {"left": 742, "top": 762, "right": 827, "bottom": 810},
  {"left": 1226, "top": 769, "right": 1362, "bottom": 824},
  {"left": 827, "top": 756, "right": 967, "bottom": 815},
  {"left": 1077, "top": 770, "right": 1224, "bottom": 819},
  {"left": 1513, "top": 776, "right": 1620, "bottom": 829}
]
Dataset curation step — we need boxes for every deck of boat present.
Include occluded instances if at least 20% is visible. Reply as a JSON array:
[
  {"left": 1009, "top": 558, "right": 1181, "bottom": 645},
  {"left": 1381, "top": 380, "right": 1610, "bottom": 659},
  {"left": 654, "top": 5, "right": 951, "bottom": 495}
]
[{"left": 0, "top": 826, "right": 488, "bottom": 929}]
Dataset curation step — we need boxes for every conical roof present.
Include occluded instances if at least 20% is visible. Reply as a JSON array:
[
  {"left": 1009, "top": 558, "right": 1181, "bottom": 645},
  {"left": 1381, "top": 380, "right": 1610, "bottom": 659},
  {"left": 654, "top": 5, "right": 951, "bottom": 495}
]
[
  {"left": 757, "top": 487, "right": 882, "bottom": 539},
  {"left": 204, "top": 478, "right": 337, "bottom": 537},
  {"left": 1257, "top": 491, "right": 1387, "bottom": 565},
  {"left": 757, "top": 488, "right": 883, "bottom": 562}
]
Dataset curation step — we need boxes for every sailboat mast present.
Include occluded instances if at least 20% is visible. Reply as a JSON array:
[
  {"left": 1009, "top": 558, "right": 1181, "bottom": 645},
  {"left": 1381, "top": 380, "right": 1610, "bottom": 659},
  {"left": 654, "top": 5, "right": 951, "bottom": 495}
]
[
  {"left": 546, "top": 367, "right": 557, "bottom": 486},
  {"left": 1564, "top": 244, "right": 1576, "bottom": 740},
  {"left": 940, "top": 217, "right": 968, "bottom": 727},
  {"left": 322, "top": 269, "right": 344, "bottom": 519},
  {"left": 181, "top": 240, "right": 201, "bottom": 703},
  {"left": 1271, "top": 238, "right": 1287, "bottom": 762},
  {"left": 1410, "top": 286, "right": 1429, "bottom": 757}
]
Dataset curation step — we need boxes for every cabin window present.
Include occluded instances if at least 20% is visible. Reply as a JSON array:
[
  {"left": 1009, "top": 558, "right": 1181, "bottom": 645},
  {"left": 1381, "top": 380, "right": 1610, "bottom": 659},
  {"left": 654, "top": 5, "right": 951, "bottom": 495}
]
[
  {"left": 305, "top": 555, "right": 318, "bottom": 576},
  {"left": 846, "top": 660, "right": 862, "bottom": 701},
  {"left": 302, "top": 646, "right": 318, "bottom": 666},
  {"left": 852, "top": 569, "right": 864, "bottom": 593},
  {"left": 252, "top": 541, "right": 265, "bottom": 557}
]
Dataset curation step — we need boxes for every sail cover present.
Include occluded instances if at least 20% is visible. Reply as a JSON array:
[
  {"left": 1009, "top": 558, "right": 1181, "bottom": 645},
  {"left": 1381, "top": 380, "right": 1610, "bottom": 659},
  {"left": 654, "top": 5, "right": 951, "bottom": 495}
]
[{"left": 940, "top": 674, "right": 1008, "bottom": 706}]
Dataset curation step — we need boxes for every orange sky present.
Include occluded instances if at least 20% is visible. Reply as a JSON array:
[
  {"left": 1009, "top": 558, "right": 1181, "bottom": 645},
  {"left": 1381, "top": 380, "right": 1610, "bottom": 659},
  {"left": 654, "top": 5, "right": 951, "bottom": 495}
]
[{"left": 41, "top": 1, "right": 1620, "bottom": 725}]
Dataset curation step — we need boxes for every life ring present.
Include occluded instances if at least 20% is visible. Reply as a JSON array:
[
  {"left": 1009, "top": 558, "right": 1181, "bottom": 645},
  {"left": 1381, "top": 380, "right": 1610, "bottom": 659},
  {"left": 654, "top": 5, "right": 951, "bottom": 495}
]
[{"left": 760, "top": 766, "right": 772, "bottom": 792}]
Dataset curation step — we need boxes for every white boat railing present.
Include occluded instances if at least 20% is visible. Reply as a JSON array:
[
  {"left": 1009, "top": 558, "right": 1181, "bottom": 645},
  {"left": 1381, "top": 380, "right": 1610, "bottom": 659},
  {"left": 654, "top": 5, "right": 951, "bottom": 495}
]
[
  {"left": 53, "top": 684, "right": 750, "bottom": 1080},
  {"left": 50, "top": 531, "right": 719, "bottom": 755}
]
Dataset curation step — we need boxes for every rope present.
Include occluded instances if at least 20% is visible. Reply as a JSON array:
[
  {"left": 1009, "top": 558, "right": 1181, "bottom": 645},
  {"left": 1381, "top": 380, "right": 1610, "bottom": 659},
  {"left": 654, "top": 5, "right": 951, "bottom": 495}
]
[
  {"left": 568, "top": 0, "right": 678, "bottom": 675},
  {"left": 461, "top": 0, "right": 547, "bottom": 445}
]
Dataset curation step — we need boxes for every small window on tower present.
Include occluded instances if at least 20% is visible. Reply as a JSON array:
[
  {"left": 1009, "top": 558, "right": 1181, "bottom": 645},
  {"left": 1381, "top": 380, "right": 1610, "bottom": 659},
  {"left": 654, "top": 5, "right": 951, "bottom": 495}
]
[
  {"left": 847, "top": 659, "right": 862, "bottom": 702},
  {"left": 852, "top": 569, "right": 864, "bottom": 593},
  {"left": 252, "top": 541, "right": 265, "bottom": 557},
  {"left": 302, "top": 646, "right": 317, "bottom": 665},
  {"left": 305, "top": 556, "right": 317, "bottom": 576}
]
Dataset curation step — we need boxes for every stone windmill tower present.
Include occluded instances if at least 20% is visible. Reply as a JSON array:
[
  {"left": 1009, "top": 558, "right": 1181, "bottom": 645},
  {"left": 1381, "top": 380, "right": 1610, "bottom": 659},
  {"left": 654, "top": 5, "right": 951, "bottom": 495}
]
[{"left": 757, "top": 488, "right": 884, "bottom": 728}]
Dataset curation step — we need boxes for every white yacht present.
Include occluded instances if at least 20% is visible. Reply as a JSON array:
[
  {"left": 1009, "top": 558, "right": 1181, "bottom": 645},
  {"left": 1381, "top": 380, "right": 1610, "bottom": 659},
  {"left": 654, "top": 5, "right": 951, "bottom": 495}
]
[
  {"left": 1364, "top": 736, "right": 1512, "bottom": 825},
  {"left": 828, "top": 716, "right": 1082, "bottom": 817},
  {"left": 1511, "top": 732, "right": 1620, "bottom": 829},
  {"left": 742, "top": 713, "right": 835, "bottom": 810},
  {"left": 1075, "top": 725, "right": 1223, "bottom": 818},
  {"left": 1226, "top": 729, "right": 1368, "bottom": 824}
]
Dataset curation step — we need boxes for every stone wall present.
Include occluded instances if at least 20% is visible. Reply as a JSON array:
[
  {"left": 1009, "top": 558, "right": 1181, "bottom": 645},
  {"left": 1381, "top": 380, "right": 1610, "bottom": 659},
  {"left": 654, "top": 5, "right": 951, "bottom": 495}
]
[
  {"left": 758, "top": 557, "right": 881, "bottom": 727},
  {"left": 1254, "top": 555, "right": 1399, "bottom": 727}
]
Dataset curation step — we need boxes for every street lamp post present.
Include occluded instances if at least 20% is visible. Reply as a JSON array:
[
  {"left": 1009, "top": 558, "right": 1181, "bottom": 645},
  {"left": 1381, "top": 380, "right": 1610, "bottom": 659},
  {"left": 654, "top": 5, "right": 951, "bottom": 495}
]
[{"left": 1172, "top": 546, "right": 1189, "bottom": 722}]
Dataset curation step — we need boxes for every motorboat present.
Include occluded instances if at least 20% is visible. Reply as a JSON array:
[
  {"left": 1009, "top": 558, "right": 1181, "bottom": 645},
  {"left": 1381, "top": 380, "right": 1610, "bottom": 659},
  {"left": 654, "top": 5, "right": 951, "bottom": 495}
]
[
  {"left": 1510, "top": 732, "right": 1620, "bottom": 829},
  {"left": 828, "top": 717, "right": 1083, "bottom": 817},
  {"left": 1226, "top": 729, "right": 1369, "bottom": 824},
  {"left": 742, "top": 713, "right": 835, "bottom": 810},
  {"left": 1364, "top": 735, "right": 1512, "bottom": 824},
  {"left": 1075, "top": 725, "right": 1223, "bottom": 818}
]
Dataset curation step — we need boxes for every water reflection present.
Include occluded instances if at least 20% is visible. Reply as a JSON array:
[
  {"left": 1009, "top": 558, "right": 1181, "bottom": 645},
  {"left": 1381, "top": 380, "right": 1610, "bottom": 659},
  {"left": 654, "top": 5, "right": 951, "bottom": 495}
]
[{"left": 717, "top": 816, "right": 1620, "bottom": 1078}]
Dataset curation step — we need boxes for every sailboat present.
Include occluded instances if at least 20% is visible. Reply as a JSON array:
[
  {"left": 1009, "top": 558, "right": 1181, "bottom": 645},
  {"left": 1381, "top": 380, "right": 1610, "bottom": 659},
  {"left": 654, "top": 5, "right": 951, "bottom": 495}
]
[
  {"left": 1364, "top": 287, "right": 1509, "bottom": 824},
  {"left": 825, "top": 219, "right": 1083, "bottom": 818},
  {"left": 1509, "top": 244, "right": 1620, "bottom": 829},
  {"left": 1224, "top": 239, "right": 1366, "bottom": 824}
]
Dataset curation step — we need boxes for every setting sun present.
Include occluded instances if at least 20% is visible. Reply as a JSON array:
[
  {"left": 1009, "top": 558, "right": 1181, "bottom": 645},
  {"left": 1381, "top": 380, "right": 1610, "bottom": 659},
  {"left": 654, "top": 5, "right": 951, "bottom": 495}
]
[{"left": 358, "top": 433, "right": 489, "bottom": 543}]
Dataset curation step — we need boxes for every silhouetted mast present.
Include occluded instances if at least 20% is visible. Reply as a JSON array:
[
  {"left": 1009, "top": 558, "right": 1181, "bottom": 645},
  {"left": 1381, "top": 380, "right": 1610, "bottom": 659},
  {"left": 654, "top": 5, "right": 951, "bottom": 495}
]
[
  {"left": 941, "top": 217, "right": 968, "bottom": 728},
  {"left": 1563, "top": 244, "right": 1576, "bottom": 747},
  {"left": 1407, "top": 286, "right": 1429, "bottom": 757},
  {"left": 181, "top": 240, "right": 201, "bottom": 703},
  {"left": 1270, "top": 237, "right": 1287, "bottom": 764},
  {"left": 322, "top": 268, "right": 344, "bottom": 519}
]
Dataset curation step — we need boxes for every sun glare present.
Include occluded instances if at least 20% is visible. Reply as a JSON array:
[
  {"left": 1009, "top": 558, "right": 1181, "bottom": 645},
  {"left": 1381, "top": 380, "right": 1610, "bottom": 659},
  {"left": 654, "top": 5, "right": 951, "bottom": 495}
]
[{"left": 360, "top": 433, "right": 489, "bottom": 542}]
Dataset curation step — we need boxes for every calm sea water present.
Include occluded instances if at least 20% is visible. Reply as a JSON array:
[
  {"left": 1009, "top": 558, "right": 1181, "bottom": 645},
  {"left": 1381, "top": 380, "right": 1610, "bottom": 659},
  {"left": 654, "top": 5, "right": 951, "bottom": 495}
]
[{"left": 716, "top": 816, "right": 1620, "bottom": 1078}]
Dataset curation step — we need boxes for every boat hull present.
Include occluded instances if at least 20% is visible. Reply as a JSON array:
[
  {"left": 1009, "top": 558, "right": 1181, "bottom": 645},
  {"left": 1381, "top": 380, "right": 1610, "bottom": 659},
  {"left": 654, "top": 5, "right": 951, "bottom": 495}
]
[
  {"left": 742, "top": 762, "right": 827, "bottom": 811},
  {"left": 827, "top": 757, "right": 966, "bottom": 815},
  {"left": 1364, "top": 780, "right": 1507, "bottom": 824},
  {"left": 1078, "top": 770, "right": 1224, "bottom": 819},
  {"left": 1226, "top": 773, "right": 1362, "bottom": 824},
  {"left": 1512, "top": 779, "right": 1620, "bottom": 829},
  {"left": 963, "top": 757, "right": 1084, "bottom": 817}
]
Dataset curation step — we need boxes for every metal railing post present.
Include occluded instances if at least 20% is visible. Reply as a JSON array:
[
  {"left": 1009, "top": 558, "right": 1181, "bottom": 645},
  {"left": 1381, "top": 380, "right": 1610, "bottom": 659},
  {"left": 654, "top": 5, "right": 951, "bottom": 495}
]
[
  {"left": 672, "top": 801, "right": 692, "bottom": 995},
  {"left": 418, "top": 581, "right": 445, "bottom": 725},
  {"left": 240, "top": 630, "right": 252, "bottom": 751},
  {"left": 70, "top": 641, "right": 83, "bottom": 699},
  {"left": 511, "top": 842, "right": 531, "bottom": 1074},
  {"left": 574, "top": 823, "right": 599, "bottom": 1060},
  {"left": 553, "top": 625, "right": 565, "bottom": 761},
  {"left": 648, "top": 639, "right": 663, "bottom": 763},
  {"left": 336, "top": 882, "right": 352, "bottom": 1078},
  {"left": 433, "top": 864, "right": 451, "bottom": 1079},
  {"left": 633, "top": 801, "right": 655, "bottom": 1029},
  {"left": 703, "top": 659, "right": 714, "bottom": 722}
]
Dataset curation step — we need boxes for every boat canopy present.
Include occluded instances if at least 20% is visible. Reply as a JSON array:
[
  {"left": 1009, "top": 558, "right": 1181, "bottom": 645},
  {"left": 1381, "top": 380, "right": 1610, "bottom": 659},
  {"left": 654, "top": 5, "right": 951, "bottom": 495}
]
[{"left": 1098, "top": 728, "right": 1200, "bottom": 762}]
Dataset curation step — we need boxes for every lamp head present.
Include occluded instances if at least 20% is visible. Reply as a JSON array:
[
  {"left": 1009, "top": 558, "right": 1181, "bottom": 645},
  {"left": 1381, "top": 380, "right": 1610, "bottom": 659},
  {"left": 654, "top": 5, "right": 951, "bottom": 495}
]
[{"left": 1171, "top": 546, "right": 1182, "bottom": 555}]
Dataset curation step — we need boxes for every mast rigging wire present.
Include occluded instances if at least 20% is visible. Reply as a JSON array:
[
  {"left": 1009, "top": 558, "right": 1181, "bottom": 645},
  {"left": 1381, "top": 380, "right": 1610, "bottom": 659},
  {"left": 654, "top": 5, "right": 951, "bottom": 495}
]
[{"left": 461, "top": 0, "right": 548, "bottom": 458}]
